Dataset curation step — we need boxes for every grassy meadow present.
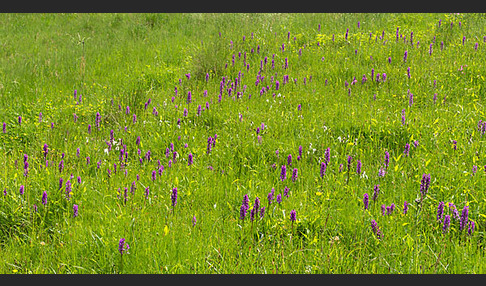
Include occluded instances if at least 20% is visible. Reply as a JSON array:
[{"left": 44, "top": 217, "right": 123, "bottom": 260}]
[{"left": 1, "top": 13, "right": 486, "bottom": 273}]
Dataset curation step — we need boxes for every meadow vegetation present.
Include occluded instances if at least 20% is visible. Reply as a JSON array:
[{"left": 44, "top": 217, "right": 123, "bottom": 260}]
[{"left": 0, "top": 13, "right": 486, "bottom": 273}]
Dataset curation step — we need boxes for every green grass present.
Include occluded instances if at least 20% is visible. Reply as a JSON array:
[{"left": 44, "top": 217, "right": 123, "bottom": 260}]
[{"left": 1, "top": 13, "right": 486, "bottom": 273}]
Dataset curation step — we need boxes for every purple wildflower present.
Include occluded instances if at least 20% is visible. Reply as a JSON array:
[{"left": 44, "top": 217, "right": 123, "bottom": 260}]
[
  {"left": 371, "top": 219, "right": 383, "bottom": 239},
  {"left": 468, "top": 221, "right": 475, "bottom": 236},
  {"left": 118, "top": 238, "right": 129, "bottom": 256},
  {"left": 384, "top": 151, "right": 390, "bottom": 170},
  {"left": 291, "top": 168, "right": 298, "bottom": 182},
  {"left": 443, "top": 215, "right": 451, "bottom": 233},
  {"left": 320, "top": 162, "right": 327, "bottom": 178},
  {"left": 363, "top": 193, "right": 369, "bottom": 210},
  {"left": 372, "top": 185, "right": 380, "bottom": 201},
  {"left": 171, "top": 187, "right": 178, "bottom": 207},
  {"left": 268, "top": 188, "right": 275, "bottom": 205},
  {"left": 290, "top": 209, "right": 296, "bottom": 222},
  {"left": 404, "top": 143, "right": 410, "bottom": 156},
  {"left": 280, "top": 165, "right": 287, "bottom": 181},
  {"left": 59, "top": 160, "right": 64, "bottom": 173},
  {"left": 324, "top": 148, "right": 330, "bottom": 165},
  {"left": 459, "top": 205, "right": 469, "bottom": 231},
  {"left": 283, "top": 186, "right": 289, "bottom": 197},
  {"left": 437, "top": 201, "right": 445, "bottom": 221},
  {"left": 403, "top": 201, "right": 409, "bottom": 214},
  {"left": 188, "top": 153, "right": 193, "bottom": 166},
  {"left": 420, "top": 173, "right": 431, "bottom": 198},
  {"left": 65, "top": 180, "right": 72, "bottom": 198},
  {"left": 73, "top": 204, "right": 78, "bottom": 218},
  {"left": 43, "top": 144, "right": 49, "bottom": 159},
  {"left": 356, "top": 160, "right": 362, "bottom": 174},
  {"left": 41, "top": 191, "right": 47, "bottom": 205}
]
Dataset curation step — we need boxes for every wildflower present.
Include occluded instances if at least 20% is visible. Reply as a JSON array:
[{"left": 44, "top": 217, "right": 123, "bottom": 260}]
[
  {"left": 290, "top": 209, "right": 296, "bottom": 222},
  {"left": 468, "top": 221, "right": 475, "bottom": 236},
  {"left": 192, "top": 215, "right": 197, "bottom": 227},
  {"left": 254, "top": 197, "right": 260, "bottom": 214},
  {"left": 401, "top": 109, "right": 406, "bottom": 125},
  {"left": 452, "top": 140, "right": 457, "bottom": 150},
  {"left": 291, "top": 168, "right": 298, "bottom": 182},
  {"left": 363, "top": 193, "right": 369, "bottom": 210},
  {"left": 2, "top": 122, "right": 5, "bottom": 133},
  {"left": 459, "top": 205, "right": 469, "bottom": 231},
  {"left": 443, "top": 215, "right": 451, "bottom": 233},
  {"left": 384, "top": 151, "right": 390, "bottom": 169},
  {"left": 403, "top": 201, "right": 409, "bottom": 214},
  {"left": 280, "top": 165, "right": 287, "bottom": 181},
  {"left": 170, "top": 187, "right": 177, "bottom": 207},
  {"left": 324, "top": 148, "right": 330, "bottom": 165},
  {"left": 268, "top": 188, "right": 275, "bottom": 205},
  {"left": 287, "top": 154, "right": 292, "bottom": 166},
  {"left": 250, "top": 206, "right": 257, "bottom": 222},
  {"left": 276, "top": 193, "right": 282, "bottom": 204},
  {"left": 377, "top": 167, "right": 386, "bottom": 178},
  {"left": 239, "top": 204, "right": 247, "bottom": 220},
  {"left": 73, "top": 204, "right": 78, "bottom": 217},
  {"left": 283, "top": 186, "right": 289, "bottom": 197},
  {"left": 188, "top": 153, "right": 193, "bottom": 166},
  {"left": 43, "top": 144, "right": 49, "bottom": 159},
  {"left": 65, "top": 180, "right": 72, "bottom": 198},
  {"left": 404, "top": 143, "right": 410, "bottom": 156},
  {"left": 118, "top": 238, "right": 130, "bottom": 256},
  {"left": 407, "top": 67, "right": 411, "bottom": 79},
  {"left": 254, "top": 205, "right": 263, "bottom": 220},
  {"left": 320, "top": 162, "right": 327, "bottom": 178},
  {"left": 420, "top": 173, "right": 431, "bottom": 198},
  {"left": 372, "top": 185, "right": 380, "bottom": 201},
  {"left": 403, "top": 50, "right": 408, "bottom": 62},
  {"left": 371, "top": 219, "right": 383, "bottom": 239},
  {"left": 437, "top": 201, "right": 445, "bottom": 221},
  {"left": 356, "top": 160, "right": 362, "bottom": 174},
  {"left": 59, "top": 160, "right": 64, "bottom": 173},
  {"left": 347, "top": 156, "right": 352, "bottom": 172},
  {"left": 95, "top": 112, "right": 101, "bottom": 129},
  {"left": 18, "top": 116, "right": 22, "bottom": 126},
  {"left": 145, "top": 187, "right": 149, "bottom": 199},
  {"left": 472, "top": 165, "right": 477, "bottom": 175},
  {"left": 187, "top": 91, "right": 192, "bottom": 104},
  {"left": 381, "top": 204, "right": 386, "bottom": 216},
  {"left": 19, "top": 185, "right": 24, "bottom": 195},
  {"left": 42, "top": 191, "right": 47, "bottom": 205}
]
